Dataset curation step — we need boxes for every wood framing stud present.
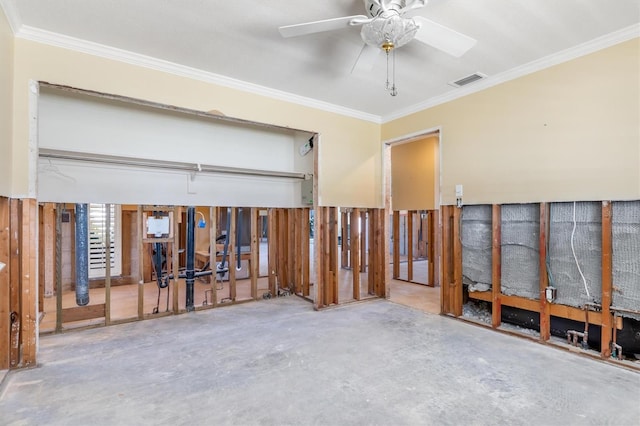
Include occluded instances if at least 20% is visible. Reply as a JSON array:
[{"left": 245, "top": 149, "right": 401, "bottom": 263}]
[
  {"left": 539, "top": 203, "right": 551, "bottom": 341},
  {"left": 452, "top": 206, "right": 463, "bottom": 317},
  {"left": 350, "top": 208, "right": 361, "bottom": 300},
  {"left": 491, "top": 205, "right": 502, "bottom": 329},
  {"left": 0, "top": 198, "right": 10, "bottom": 370},
  {"left": 601, "top": 201, "right": 613, "bottom": 358}
]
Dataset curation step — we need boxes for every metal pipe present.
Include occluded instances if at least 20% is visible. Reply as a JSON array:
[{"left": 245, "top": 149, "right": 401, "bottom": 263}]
[
  {"left": 186, "top": 206, "right": 196, "bottom": 312},
  {"left": 39, "top": 148, "right": 306, "bottom": 180},
  {"left": 612, "top": 311, "right": 623, "bottom": 360},
  {"left": 610, "top": 306, "right": 640, "bottom": 315},
  {"left": 74, "top": 203, "right": 90, "bottom": 306}
]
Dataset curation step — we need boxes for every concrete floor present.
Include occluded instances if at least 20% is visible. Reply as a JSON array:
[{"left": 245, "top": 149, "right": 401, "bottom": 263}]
[{"left": 1, "top": 297, "right": 639, "bottom": 426}]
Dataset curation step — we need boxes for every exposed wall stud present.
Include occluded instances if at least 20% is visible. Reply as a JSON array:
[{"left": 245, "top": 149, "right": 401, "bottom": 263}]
[
  {"left": 491, "top": 204, "right": 502, "bottom": 328},
  {"left": 539, "top": 203, "right": 551, "bottom": 341},
  {"left": 601, "top": 201, "right": 613, "bottom": 358},
  {"left": 0, "top": 197, "right": 10, "bottom": 369},
  {"left": 351, "top": 208, "right": 361, "bottom": 300}
]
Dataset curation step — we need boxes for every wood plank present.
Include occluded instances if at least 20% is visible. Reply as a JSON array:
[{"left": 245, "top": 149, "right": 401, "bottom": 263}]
[
  {"left": 210, "top": 207, "right": 218, "bottom": 307},
  {"left": 468, "top": 291, "right": 621, "bottom": 329},
  {"left": 377, "top": 209, "right": 387, "bottom": 298},
  {"left": 452, "top": 206, "right": 463, "bottom": 317},
  {"left": 367, "top": 210, "right": 375, "bottom": 295},
  {"left": 427, "top": 210, "right": 435, "bottom": 287},
  {"left": 172, "top": 206, "right": 180, "bottom": 312},
  {"left": 55, "top": 204, "right": 63, "bottom": 333},
  {"left": 341, "top": 210, "right": 349, "bottom": 269},
  {"left": 268, "top": 209, "right": 277, "bottom": 295},
  {"left": 491, "top": 205, "right": 501, "bottom": 329},
  {"left": 392, "top": 210, "right": 400, "bottom": 279},
  {"left": 277, "top": 209, "right": 287, "bottom": 292},
  {"left": 350, "top": 208, "right": 361, "bottom": 300},
  {"left": 0, "top": 197, "right": 10, "bottom": 370},
  {"left": 105, "top": 204, "right": 112, "bottom": 325},
  {"left": 434, "top": 210, "right": 441, "bottom": 288},
  {"left": 383, "top": 208, "right": 391, "bottom": 298},
  {"left": 42, "top": 204, "right": 55, "bottom": 301},
  {"left": 38, "top": 205, "right": 44, "bottom": 313},
  {"left": 120, "top": 210, "right": 132, "bottom": 277},
  {"left": 21, "top": 199, "right": 38, "bottom": 366},
  {"left": 288, "top": 208, "right": 295, "bottom": 289},
  {"left": 10, "top": 199, "right": 21, "bottom": 366},
  {"left": 331, "top": 207, "right": 339, "bottom": 304},
  {"left": 61, "top": 304, "right": 106, "bottom": 323},
  {"left": 440, "top": 206, "right": 451, "bottom": 314},
  {"left": 250, "top": 208, "right": 259, "bottom": 300},
  {"left": 539, "top": 203, "right": 551, "bottom": 341},
  {"left": 229, "top": 207, "right": 237, "bottom": 302},
  {"left": 314, "top": 207, "right": 325, "bottom": 309},
  {"left": 407, "top": 211, "right": 414, "bottom": 282},
  {"left": 294, "top": 208, "right": 302, "bottom": 293},
  {"left": 601, "top": 201, "right": 613, "bottom": 357},
  {"left": 549, "top": 304, "right": 618, "bottom": 328},
  {"left": 302, "top": 208, "right": 310, "bottom": 297},
  {"left": 360, "top": 210, "right": 367, "bottom": 273},
  {"left": 137, "top": 206, "right": 144, "bottom": 319},
  {"left": 324, "top": 207, "right": 333, "bottom": 304}
]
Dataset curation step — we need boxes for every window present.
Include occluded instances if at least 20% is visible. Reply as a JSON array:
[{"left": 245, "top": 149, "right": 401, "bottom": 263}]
[{"left": 88, "top": 204, "right": 122, "bottom": 278}]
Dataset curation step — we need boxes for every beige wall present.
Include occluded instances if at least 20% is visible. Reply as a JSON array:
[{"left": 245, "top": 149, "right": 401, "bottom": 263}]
[
  {"left": 11, "top": 39, "right": 382, "bottom": 207},
  {"left": 391, "top": 136, "right": 437, "bottom": 210},
  {"left": 383, "top": 38, "right": 640, "bottom": 206},
  {"left": 0, "top": 8, "right": 12, "bottom": 196}
]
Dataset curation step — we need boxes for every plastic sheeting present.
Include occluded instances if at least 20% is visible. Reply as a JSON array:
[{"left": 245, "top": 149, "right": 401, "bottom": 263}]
[
  {"left": 549, "top": 202, "right": 601, "bottom": 307},
  {"left": 461, "top": 205, "right": 492, "bottom": 291},
  {"left": 612, "top": 201, "right": 640, "bottom": 319},
  {"left": 501, "top": 204, "right": 539, "bottom": 299}
]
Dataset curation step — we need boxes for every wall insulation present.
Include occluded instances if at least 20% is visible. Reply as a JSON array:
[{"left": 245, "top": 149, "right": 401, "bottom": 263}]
[
  {"left": 501, "top": 204, "right": 540, "bottom": 299},
  {"left": 461, "top": 205, "right": 492, "bottom": 291},
  {"left": 612, "top": 201, "right": 640, "bottom": 319},
  {"left": 549, "top": 202, "right": 602, "bottom": 307}
]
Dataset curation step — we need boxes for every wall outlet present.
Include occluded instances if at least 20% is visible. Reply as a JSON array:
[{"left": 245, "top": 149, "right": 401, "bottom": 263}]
[{"left": 455, "top": 184, "right": 463, "bottom": 198}]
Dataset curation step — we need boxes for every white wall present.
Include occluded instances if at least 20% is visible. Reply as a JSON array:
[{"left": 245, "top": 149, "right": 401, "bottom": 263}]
[{"left": 37, "top": 88, "right": 313, "bottom": 207}]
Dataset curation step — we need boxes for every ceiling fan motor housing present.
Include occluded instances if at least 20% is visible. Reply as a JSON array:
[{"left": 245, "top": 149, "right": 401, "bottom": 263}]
[{"left": 365, "top": 0, "right": 428, "bottom": 18}]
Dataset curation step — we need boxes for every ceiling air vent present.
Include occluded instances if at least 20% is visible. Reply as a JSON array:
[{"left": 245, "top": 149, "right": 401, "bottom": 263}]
[{"left": 449, "top": 72, "right": 487, "bottom": 88}]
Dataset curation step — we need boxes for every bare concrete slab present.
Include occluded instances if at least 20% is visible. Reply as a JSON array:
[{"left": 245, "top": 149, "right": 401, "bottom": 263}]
[{"left": 1, "top": 297, "right": 638, "bottom": 425}]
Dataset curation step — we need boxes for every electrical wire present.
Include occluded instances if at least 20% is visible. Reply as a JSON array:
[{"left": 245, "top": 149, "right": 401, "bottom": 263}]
[{"left": 570, "top": 201, "right": 591, "bottom": 300}]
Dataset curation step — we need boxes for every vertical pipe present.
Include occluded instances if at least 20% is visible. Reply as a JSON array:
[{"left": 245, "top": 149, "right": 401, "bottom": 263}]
[
  {"left": 74, "top": 203, "right": 89, "bottom": 306},
  {"left": 186, "top": 206, "right": 195, "bottom": 312}
]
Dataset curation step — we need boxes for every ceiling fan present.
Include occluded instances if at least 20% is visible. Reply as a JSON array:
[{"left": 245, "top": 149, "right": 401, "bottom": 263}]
[{"left": 279, "top": 0, "right": 477, "bottom": 95}]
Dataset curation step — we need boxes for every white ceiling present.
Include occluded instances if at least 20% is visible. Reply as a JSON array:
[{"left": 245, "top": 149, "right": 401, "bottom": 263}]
[{"left": 2, "top": 0, "right": 639, "bottom": 121}]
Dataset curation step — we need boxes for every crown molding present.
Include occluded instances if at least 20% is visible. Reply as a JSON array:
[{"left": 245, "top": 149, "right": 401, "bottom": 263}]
[
  {"left": 382, "top": 23, "right": 640, "bottom": 123},
  {"left": 15, "top": 25, "right": 382, "bottom": 124},
  {"left": 0, "top": 0, "right": 22, "bottom": 33}
]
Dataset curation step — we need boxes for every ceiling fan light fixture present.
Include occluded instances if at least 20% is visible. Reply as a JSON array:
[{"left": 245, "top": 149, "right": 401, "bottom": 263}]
[
  {"left": 360, "top": 13, "right": 418, "bottom": 97},
  {"left": 360, "top": 14, "right": 418, "bottom": 50}
]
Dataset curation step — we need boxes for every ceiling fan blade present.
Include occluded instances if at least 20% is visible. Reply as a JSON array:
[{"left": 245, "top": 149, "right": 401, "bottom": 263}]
[
  {"left": 412, "top": 16, "right": 477, "bottom": 58},
  {"left": 351, "top": 43, "right": 381, "bottom": 74},
  {"left": 279, "top": 15, "right": 368, "bottom": 38}
]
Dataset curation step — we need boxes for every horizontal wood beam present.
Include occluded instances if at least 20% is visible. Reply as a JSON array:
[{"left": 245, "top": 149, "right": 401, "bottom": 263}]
[
  {"left": 61, "top": 304, "right": 106, "bottom": 323},
  {"left": 468, "top": 292, "right": 622, "bottom": 329}
]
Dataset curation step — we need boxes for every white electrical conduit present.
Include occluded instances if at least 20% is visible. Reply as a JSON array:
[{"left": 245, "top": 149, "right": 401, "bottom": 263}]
[
  {"left": 38, "top": 148, "right": 307, "bottom": 180},
  {"left": 570, "top": 201, "right": 591, "bottom": 300}
]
